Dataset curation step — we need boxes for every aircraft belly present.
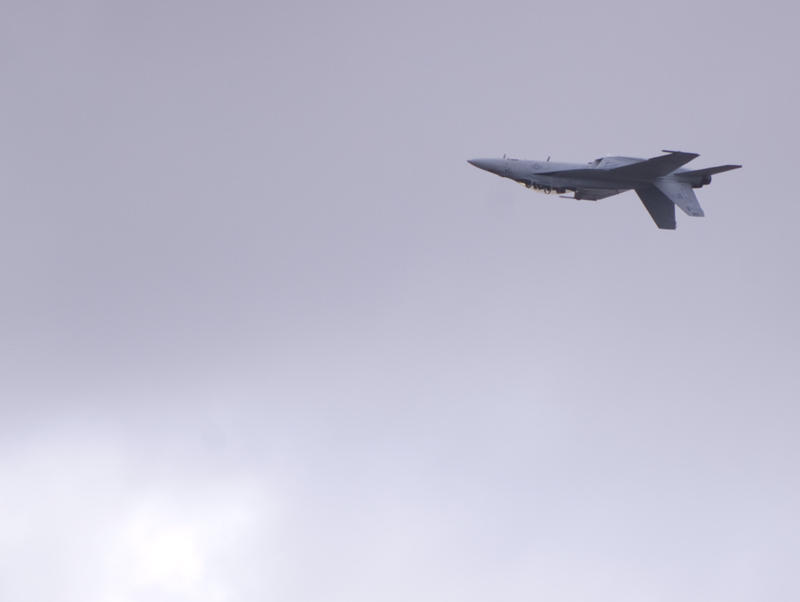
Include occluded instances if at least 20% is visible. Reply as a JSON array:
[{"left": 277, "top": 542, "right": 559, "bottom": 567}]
[
  {"left": 566, "top": 176, "right": 635, "bottom": 190},
  {"left": 524, "top": 174, "right": 626, "bottom": 200}
]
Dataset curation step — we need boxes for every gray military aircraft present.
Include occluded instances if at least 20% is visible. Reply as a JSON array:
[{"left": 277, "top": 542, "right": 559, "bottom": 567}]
[{"left": 467, "top": 150, "right": 741, "bottom": 229}]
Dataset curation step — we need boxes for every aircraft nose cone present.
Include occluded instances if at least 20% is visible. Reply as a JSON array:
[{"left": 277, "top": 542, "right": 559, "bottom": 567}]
[{"left": 467, "top": 158, "right": 504, "bottom": 175}]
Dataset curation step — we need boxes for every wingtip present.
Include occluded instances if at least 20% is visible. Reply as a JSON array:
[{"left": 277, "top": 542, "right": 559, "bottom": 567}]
[{"left": 662, "top": 149, "right": 700, "bottom": 157}]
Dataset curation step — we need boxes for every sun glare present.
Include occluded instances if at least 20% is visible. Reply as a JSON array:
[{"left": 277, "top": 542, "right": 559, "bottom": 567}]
[
  {"left": 123, "top": 511, "right": 204, "bottom": 589},
  {"left": 104, "top": 484, "right": 271, "bottom": 602}
]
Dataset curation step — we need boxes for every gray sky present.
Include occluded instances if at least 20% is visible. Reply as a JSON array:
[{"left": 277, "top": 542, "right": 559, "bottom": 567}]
[{"left": 2, "top": 1, "right": 799, "bottom": 601}]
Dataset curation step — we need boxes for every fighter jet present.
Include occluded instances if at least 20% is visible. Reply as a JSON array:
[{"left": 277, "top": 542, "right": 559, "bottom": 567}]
[{"left": 467, "top": 150, "right": 741, "bottom": 229}]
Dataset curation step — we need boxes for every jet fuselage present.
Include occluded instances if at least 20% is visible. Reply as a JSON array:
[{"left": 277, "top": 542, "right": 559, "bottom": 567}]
[
  {"left": 468, "top": 157, "right": 685, "bottom": 195},
  {"left": 467, "top": 151, "right": 741, "bottom": 229}
]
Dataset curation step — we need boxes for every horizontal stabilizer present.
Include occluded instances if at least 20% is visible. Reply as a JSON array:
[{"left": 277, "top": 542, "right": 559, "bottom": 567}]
[{"left": 674, "top": 164, "right": 742, "bottom": 180}]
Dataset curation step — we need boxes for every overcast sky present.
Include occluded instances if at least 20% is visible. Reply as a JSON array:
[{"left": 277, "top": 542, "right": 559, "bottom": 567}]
[{"left": 1, "top": 1, "right": 799, "bottom": 601}]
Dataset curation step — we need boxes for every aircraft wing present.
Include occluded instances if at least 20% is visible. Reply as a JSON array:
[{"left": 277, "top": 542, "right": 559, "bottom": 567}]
[
  {"left": 608, "top": 150, "right": 699, "bottom": 181},
  {"left": 636, "top": 185, "right": 676, "bottom": 229},
  {"left": 537, "top": 151, "right": 699, "bottom": 181},
  {"left": 654, "top": 179, "right": 704, "bottom": 217}
]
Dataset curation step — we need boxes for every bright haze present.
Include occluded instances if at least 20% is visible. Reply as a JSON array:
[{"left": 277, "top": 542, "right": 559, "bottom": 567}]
[{"left": 2, "top": 1, "right": 798, "bottom": 601}]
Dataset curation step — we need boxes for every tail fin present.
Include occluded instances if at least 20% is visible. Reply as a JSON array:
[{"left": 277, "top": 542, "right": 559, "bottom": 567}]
[{"left": 674, "top": 164, "right": 742, "bottom": 187}]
